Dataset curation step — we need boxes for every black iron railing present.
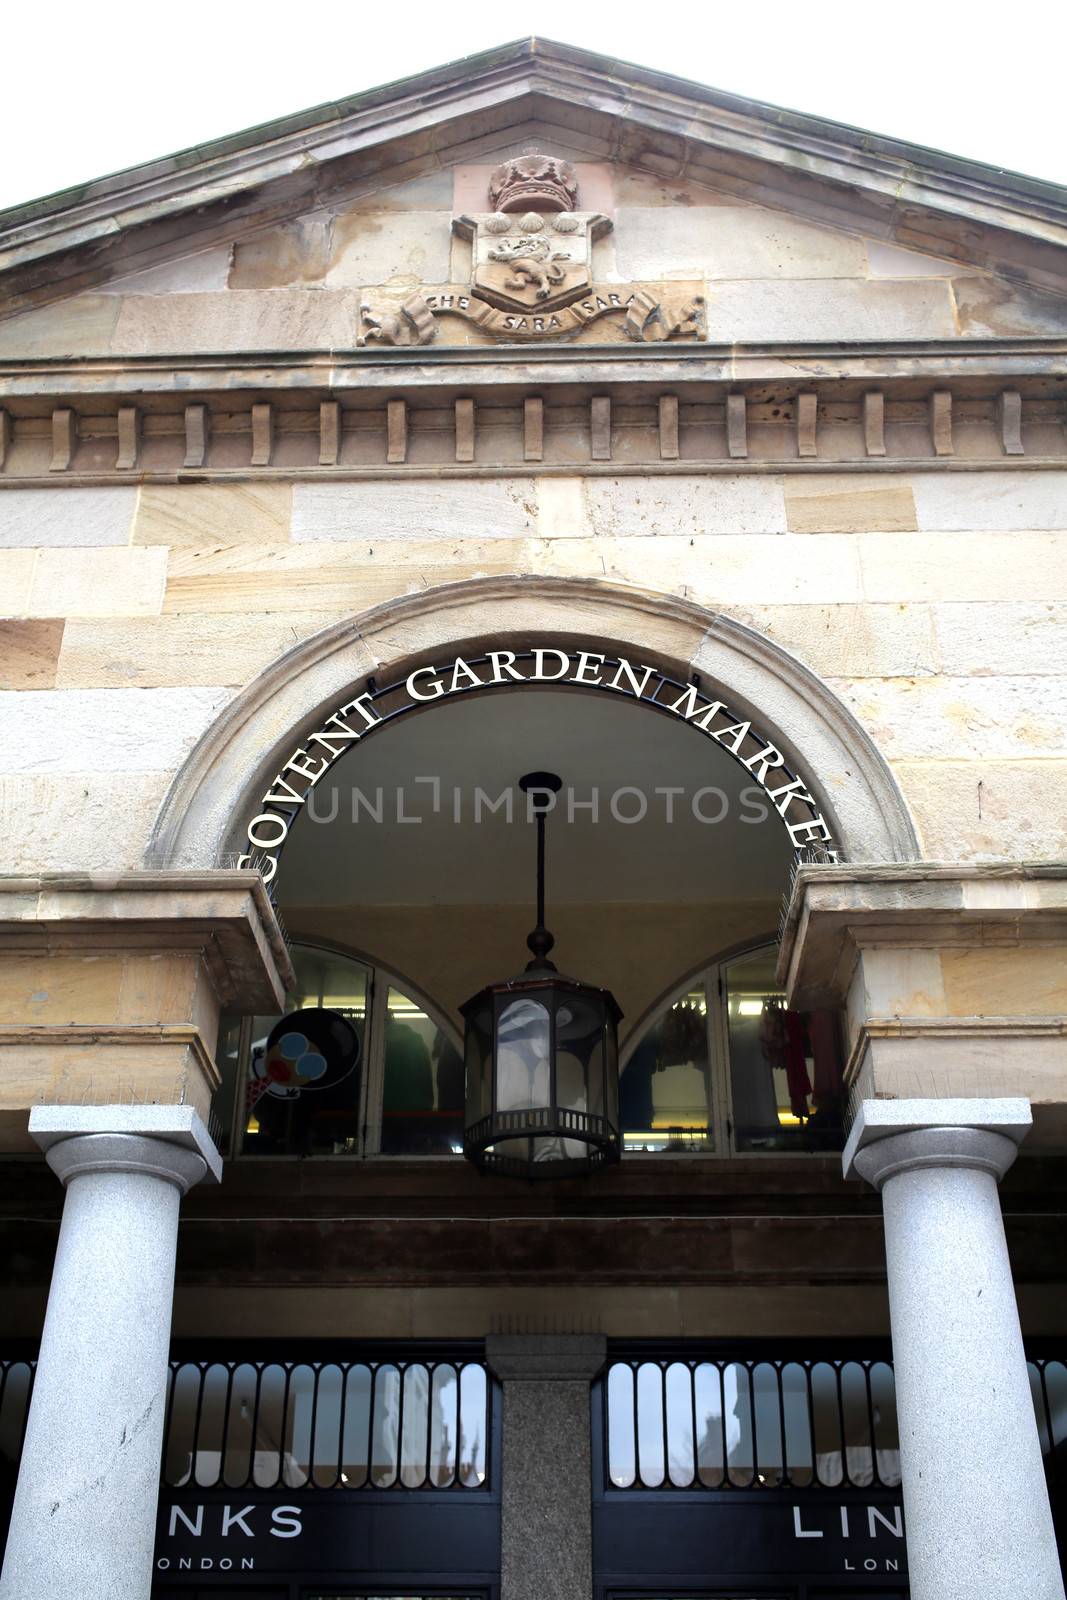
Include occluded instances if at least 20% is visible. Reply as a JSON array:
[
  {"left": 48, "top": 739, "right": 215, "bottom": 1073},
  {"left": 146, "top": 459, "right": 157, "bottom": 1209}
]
[
  {"left": 0, "top": 1348, "right": 491, "bottom": 1494},
  {"left": 600, "top": 1349, "right": 1067, "bottom": 1492}
]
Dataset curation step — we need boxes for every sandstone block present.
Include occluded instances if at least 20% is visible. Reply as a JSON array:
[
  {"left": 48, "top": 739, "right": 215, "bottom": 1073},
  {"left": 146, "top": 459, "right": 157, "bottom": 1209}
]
[
  {"left": 0, "top": 295, "right": 120, "bottom": 358},
  {"left": 940, "top": 947, "right": 1067, "bottom": 1017},
  {"left": 56, "top": 610, "right": 350, "bottom": 689},
  {"left": 0, "top": 487, "right": 136, "bottom": 548},
  {"left": 326, "top": 210, "right": 453, "bottom": 287},
  {"left": 104, "top": 247, "right": 233, "bottom": 294},
  {"left": 534, "top": 533, "right": 862, "bottom": 604},
  {"left": 536, "top": 478, "right": 588, "bottom": 537},
  {"left": 133, "top": 483, "right": 292, "bottom": 546},
  {"left": 702, "top": 278, "right": 955, "bottom": 341},
  {"left": 0, "top": 620, "right": 64, "bottom": 689},
  {"left": 583, "top": 476, "right": 787, "bottom": 537},
  {"left": 612, "top": 206, "right": 867, "bottom": 280},
  {"left": 934, "top": 603, "right": 1067, "bottom": 675},
  {"left": 893, "top": 759, "right": 1067, "bottom": 861},
  {"left": 111, "top": 290, "right": 361, "bottom": 354},
  {"left": 27, "top": 546, "right": 167, "bottom": 617},
  {"left": 829, "top": 674, "right": 1067, "bottom": 759},
  {"left": 783, "top": 476, "right": 917, "bottom": 534},
  {"left": 953, "top": 277, "right": 1067, "bottom": 337},
  {"left": 0, "top": 772, "right": 169, "bottom": 870},
  {"left": 863, "top": 240, "right": 958, "bottom": 277},
  {"left": 291, "top": 481, "right": 536, "bottom": 541},
  {"left": 725, "top": 602, "right": 936, "bottom": 677},
  {"left": 0, "top": 552, "right": 38, "bottom": 617},
  {"left": 0, "top": 686, "right": 231, "bottom": 773},
  {"left": 163, "top": 539, "right": 525, "bottom": 613},
  {"left": 912, "top": 471, "right": 1067, "bottom": 532},
  {"left": 859, "top": 532, "right": 1067, "bottom": 601}
]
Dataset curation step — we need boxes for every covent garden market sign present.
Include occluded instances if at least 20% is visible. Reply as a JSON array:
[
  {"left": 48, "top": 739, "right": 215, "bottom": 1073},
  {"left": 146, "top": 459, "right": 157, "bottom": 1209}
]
[{"left": 237, "top": 646, "right": 840, "bottom": 886}]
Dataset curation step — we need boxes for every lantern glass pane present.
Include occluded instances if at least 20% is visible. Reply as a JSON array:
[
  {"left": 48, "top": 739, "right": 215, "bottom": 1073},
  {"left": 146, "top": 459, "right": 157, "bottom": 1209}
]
[
  {"left": 464, "top": 1000, "right": 493, "bottom": 1127},
  {"left": 495, "top": 996, "right": 551, "bottom": 1113},
  {"left": 556, "top": 992, "right": 604, "bottom": 1120}
]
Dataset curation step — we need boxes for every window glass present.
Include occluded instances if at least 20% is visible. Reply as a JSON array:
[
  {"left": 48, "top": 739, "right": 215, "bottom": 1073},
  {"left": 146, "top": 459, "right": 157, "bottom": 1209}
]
[
  {"left": 620, "top": 987, "right": 713, "bottom": 1153},
  {"left": 725, "top": 947, "right": 845, "bottom": 1152},
  {"left": 229, "top": 946, "right": 369, "bottom": 1157},
  {"left": 382, "top": 986, "right": 465, "bottom": 1155}
]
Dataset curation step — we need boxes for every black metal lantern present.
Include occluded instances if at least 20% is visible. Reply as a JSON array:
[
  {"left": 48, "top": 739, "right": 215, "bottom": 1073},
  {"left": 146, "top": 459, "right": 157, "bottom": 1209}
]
[{"left": 462, "top": 772, "right": 622, "bottom": 1178}]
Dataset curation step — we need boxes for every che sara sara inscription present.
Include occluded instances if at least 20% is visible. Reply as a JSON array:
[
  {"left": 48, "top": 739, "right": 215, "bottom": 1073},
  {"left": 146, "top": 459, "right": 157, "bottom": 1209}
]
[{"left": 236, "top": 645, "right": 840, "bottom": 887}]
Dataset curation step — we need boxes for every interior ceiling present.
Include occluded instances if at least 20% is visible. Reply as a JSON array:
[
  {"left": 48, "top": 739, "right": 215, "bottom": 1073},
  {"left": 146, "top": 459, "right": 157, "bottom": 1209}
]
[{"left": 279, "top": 688, "right": 793, "bottom": 909}]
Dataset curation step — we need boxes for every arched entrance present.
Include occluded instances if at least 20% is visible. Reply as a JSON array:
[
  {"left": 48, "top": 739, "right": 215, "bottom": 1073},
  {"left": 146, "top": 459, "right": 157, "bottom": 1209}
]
[{"left": 146, "top": 576, "right": 920, "bottom": 875}]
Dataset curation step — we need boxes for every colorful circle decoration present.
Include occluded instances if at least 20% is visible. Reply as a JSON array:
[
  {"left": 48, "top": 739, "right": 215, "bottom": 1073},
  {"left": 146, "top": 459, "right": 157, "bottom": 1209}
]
[{"left": 249, "top": 1008, "right": 360, "bottom": 1105}]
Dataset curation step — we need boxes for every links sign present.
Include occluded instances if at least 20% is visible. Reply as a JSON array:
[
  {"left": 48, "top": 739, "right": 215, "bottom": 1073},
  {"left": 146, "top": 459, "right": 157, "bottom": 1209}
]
[{"left": 237, "top": 646, "right": 840, "bottom": 886}]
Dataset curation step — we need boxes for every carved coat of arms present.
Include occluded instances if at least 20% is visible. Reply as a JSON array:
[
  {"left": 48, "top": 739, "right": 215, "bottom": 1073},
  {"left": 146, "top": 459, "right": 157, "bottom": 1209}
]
[{"left": 358, "top": 152, "right": 703, "bottom": 347}]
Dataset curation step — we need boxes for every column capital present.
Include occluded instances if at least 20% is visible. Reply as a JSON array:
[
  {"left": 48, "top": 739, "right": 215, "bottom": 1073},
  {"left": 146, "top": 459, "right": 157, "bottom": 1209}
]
[
  {"left": 486, "top": 1333, "right": 607, "bottom": 1383},
  {"left": 844, "top": 1096, "right": 1031, "bottom": 1188},
  {"left": 30, "top": 1104, "right": 221, "bottom": 1191}
]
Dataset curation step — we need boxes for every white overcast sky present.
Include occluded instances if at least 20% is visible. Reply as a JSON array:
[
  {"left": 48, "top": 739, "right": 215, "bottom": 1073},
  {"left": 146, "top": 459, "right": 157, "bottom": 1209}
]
[{"left": 2, "top": 0, "right": 1064, "bottom": 214}]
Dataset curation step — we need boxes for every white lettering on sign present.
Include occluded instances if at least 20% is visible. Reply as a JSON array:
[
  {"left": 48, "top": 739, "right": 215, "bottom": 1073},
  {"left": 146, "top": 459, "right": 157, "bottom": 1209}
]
[{"left": 237, "top": 646, "right": 839, "bottom": 885}]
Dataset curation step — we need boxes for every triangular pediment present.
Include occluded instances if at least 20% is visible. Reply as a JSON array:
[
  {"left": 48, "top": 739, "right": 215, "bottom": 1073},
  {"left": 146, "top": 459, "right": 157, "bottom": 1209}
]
[{"left": 1, "top": 36, "right": 1066, "bottom": 333}]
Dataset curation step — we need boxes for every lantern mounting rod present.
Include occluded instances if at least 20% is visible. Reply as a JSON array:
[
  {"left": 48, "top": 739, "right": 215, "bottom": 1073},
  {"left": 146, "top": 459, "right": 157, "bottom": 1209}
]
[{"left": 518, "top": 771, "right": 562, "bottom": 972}]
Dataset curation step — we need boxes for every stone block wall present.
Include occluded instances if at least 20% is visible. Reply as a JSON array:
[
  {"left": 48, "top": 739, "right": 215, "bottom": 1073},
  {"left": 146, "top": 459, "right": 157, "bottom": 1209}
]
[{"left": 1, "top": 466, "right": 1066, "bottom": 872}]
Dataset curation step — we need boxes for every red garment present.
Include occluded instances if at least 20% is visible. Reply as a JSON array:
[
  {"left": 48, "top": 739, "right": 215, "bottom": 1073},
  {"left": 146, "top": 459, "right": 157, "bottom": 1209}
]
[
  {"left": 784, "top": 1010, "right": 811, "bottom": 1119},
  {"left": 808, "top": 1008, "right": 844, "bottom": 1106}
]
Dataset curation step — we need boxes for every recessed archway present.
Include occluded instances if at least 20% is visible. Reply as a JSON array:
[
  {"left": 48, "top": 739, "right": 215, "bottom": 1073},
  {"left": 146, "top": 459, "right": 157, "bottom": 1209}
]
[{"left": 145, "top": 575, "right": 920, "bottom": 873}]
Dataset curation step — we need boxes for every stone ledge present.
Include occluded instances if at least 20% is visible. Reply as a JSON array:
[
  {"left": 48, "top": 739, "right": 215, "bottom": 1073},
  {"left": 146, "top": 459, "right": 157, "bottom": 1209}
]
[
  {"left": 0, "top": 869, "right": 293, "bottom": 1009},
  {"left": 779, "top": 861, "right": 1067, "bottom": 1007}
]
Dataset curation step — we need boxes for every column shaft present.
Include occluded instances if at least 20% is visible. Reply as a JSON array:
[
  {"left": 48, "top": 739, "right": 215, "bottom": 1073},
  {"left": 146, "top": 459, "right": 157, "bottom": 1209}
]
[
  {"left": 858, "top": 1121, "right": 1065, "bottom": 1600},
  {"left": 1, "top": 1119, "right": 212, "bottom": 1600}
]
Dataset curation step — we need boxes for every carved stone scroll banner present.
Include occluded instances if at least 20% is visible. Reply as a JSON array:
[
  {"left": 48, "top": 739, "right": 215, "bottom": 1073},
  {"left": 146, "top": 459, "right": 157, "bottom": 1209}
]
[
  {"left": 356, "top": 150, "right": 707, "bottom": 348},
  {"left": 358, "top": 286, "right": 704, "bottom": 346}
]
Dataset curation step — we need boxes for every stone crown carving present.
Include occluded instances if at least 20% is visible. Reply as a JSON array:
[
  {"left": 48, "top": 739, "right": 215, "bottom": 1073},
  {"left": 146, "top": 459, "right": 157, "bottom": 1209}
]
[{"left": 489, "top": 153, "right": 578, "bottom": 213}]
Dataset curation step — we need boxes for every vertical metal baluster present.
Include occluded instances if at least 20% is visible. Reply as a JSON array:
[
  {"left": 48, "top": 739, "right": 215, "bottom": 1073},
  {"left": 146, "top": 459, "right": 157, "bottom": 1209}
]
[
  {"left": 189, "top": 1364, "right": 209, "bottom": 1488},
  {"left": 834, "top": 1362, "right": 848, "bottom": 1487},
  {"left": 307, "top": 1364, "right": 322, "bottom": 1488},
  {"left": 718, "top": 1362, "right": 729, "bottom": 1489},
  {"left": 367, "top": 1364, "right": 378, "bottom": 1488},
  {"left": 423, "top": 1362, "right": 434, "bottom": 1489},
  {"left": 249, "top": 1363, "right": 266, "bottom": 1490},
  {"left": 394, "top": 1363, "right": 406, "bottom": 1488},
  {"left": 631, "top": 1362, "right": 642, "bottom": 1487},
  {"left": 689, "top": 1361, "right": 700, "bottom": 1488},
  {"left": 804, "top": 1364, "right": 821, "bottom": 1487},
  {"left": 335, "top": 1361, "right": 349, "bottom": 1491},
  {"left": 275, "top": 1364, "right": 293, "bottom": 1491},
  {"left": 660, "top": 1363, "right": 670, "bottom": 1487},
  {"left": 216, "top": 1363, "right": 236, "bottom": 1489},
  {"left": 746, "top": 1361, "right": 758, "bottom": 1489},
  {"left": 863, "top": 1361, "right": 879, "bottom": 1488},
  {"left": 775, "top": 1363, "right": 788, "bottom": 1489}
]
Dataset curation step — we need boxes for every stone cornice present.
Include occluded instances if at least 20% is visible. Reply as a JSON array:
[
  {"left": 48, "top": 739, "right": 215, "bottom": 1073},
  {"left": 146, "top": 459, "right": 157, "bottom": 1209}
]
[{"left": 1, "top": 343, "right": 1064, "bottom": 481}]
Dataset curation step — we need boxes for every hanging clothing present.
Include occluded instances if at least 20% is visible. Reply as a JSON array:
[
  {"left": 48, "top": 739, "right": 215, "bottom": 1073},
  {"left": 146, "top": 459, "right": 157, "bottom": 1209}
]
[{"left": 783, "top": 1009, "right": 811, "bottom": 1120}]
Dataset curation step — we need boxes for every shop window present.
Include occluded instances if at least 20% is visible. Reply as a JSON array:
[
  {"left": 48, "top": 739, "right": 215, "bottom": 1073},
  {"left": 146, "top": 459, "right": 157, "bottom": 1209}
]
[
  {"left": 620, "top": 942, "right": 846, "bottom": 1158},
  {"left": 216, "top": 943, "right": 461, "bottom": 1160},
  {"left": 619, "top": 989, "right": 714, "bottom": 1153},
  {"left": 161, "top": 1355, "right": 489, "bottom": 1492}
]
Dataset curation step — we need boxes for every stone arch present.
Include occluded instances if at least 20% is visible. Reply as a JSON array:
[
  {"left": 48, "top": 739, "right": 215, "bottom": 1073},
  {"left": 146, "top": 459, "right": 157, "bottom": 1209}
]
[{"left": 145, "top": 575, "right": 920, "bottom": 871}]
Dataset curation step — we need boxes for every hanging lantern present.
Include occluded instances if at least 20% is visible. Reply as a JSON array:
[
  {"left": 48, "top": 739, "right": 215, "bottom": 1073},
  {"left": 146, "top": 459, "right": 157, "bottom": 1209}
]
[{"left": 462, "top": 772, "right": 622, "bottom": 1178}]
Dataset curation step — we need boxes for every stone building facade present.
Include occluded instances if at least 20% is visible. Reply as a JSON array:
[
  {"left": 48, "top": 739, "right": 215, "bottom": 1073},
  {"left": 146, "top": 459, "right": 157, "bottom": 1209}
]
[{"left": 1, "top": 37, "right": 1066, "bottom": 1600}]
